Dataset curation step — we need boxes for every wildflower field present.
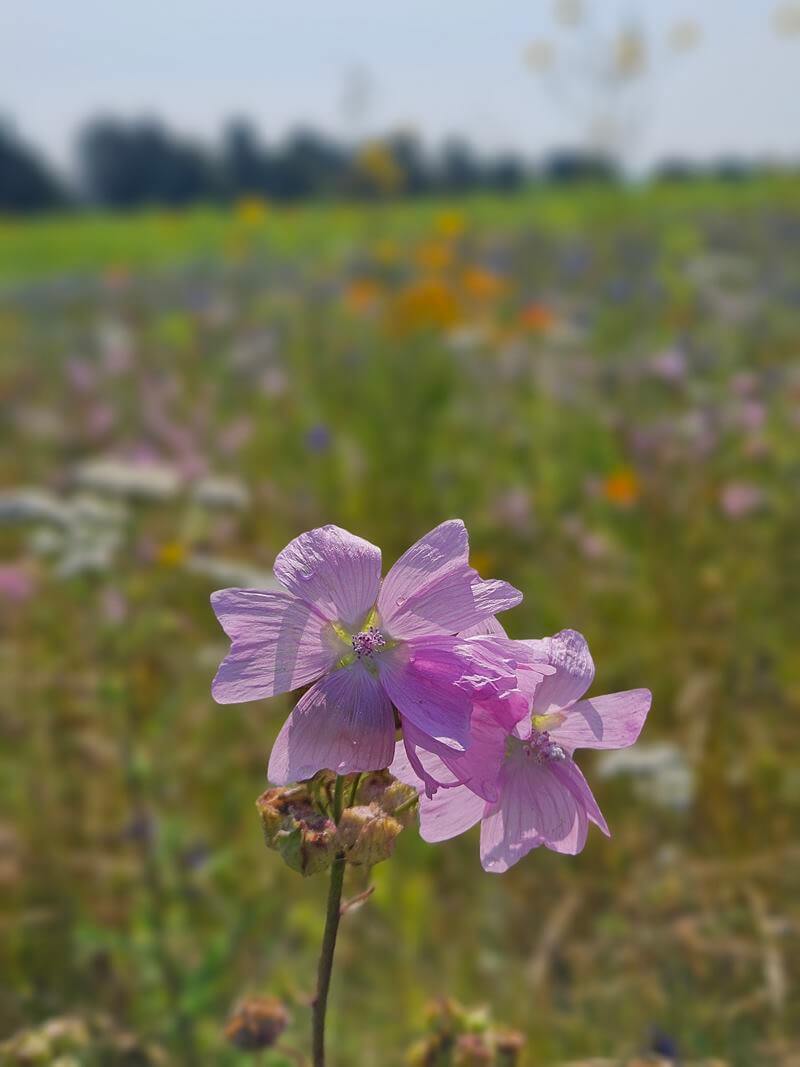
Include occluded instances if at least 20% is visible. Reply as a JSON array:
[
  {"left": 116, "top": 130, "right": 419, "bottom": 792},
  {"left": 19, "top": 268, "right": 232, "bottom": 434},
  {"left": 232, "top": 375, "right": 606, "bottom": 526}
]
[{"left": 1, "top": 181, "right": 799, "bottom": 1066}]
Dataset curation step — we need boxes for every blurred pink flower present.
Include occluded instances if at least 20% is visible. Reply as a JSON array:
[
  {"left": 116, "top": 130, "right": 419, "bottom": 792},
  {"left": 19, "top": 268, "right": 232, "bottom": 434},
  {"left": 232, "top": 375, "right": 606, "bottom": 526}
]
[
  {"left": 648, "top": 347, "right": 687, "bottom": 383},
  {"left": 720, "top": 482, "right": 764, "bottom": 519},
  {"left": 0, "top": 563, "right": 37, "bottom": 604}
]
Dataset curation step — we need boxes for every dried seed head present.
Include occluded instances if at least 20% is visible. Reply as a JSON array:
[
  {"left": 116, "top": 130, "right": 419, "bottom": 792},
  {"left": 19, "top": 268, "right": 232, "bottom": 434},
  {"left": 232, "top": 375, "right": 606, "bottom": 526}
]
[
  {"left": 256, "top": 786, "right": 338, "bottom": 877},
  {"left": 224, "top": 996, "right": 289, "bottom": 1051},
  {"left": 336, "top": 804, "right": 403, "bottom": 867}
]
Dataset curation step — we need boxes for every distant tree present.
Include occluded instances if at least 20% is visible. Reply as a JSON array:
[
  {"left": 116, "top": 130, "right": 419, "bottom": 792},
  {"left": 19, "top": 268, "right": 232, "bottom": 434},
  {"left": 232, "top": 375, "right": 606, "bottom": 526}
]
[
  {"left": 709, "top": 157, "right": 754, "bottom": 183},
  {"left": 221, "top": 118, "right": 273, "bottom": 198},
  {"left": 0, "top": 120, "right": 67, "bottom": 213},
  {"left": 484, "top": 152, "right": 528, "bottom": 192},
  {"left": 653, "top": 157, "right": 698, "bottom": 182},
  {"left": 542, "top": 148, "right": 618, "bottom": 184},
  {"left": 384, "top": 131, "right": 431, "bottom": 196},
  {"left": 268, "top": 128, "right": 347, "bottom": 200},
  {"left": 438, "top": 138, "right": 484, "bottom": 194},
  {"left": 78, "top": 118, "right": 216, "bottom": 208}
]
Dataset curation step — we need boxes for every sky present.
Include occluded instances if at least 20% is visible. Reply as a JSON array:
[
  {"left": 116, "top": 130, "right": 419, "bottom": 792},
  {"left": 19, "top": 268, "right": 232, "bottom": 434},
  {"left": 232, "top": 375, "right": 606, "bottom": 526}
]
[{"left": 1, "top": 0, "right": 799, "bottom": 174}]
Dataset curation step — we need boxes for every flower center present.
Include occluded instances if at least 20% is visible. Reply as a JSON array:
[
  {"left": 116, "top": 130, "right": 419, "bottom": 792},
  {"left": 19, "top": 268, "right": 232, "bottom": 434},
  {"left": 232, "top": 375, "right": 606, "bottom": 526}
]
[
  {"left": 351, "top": 626, "right": 386, "bottom": 658},
  {"left": 520, "top": 729, "right": 566, "bottom": 764}
]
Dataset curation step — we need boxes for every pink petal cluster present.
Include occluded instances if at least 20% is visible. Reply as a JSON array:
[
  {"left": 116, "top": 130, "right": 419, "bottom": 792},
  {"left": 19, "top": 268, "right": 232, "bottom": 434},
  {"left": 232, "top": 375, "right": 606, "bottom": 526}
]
[
  {"left": 391, "top": 628, "right": 651, "bottom": 872},
  {"left": 212, "top": 521, "right": 537, "bottom": 781},
  {"left": 211, "top": 520, "right": 651, "bottom": 873}
]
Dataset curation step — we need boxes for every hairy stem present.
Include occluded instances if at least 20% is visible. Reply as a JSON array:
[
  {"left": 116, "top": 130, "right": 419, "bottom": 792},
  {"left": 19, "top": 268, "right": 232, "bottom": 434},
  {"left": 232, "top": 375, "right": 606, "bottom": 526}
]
[{"left": 312, "top": 775, "right": 347, "bottom": 1066}]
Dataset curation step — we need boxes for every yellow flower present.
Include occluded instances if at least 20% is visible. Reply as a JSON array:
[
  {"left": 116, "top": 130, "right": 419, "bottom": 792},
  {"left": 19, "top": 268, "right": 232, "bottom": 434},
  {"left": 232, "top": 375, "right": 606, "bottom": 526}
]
[
  {"left": 354, "top": 142, "right": 404, "bottom": 195},
  {"left": 434, "top": 211, "right": 466, "bottom": 240},
  {"left": 386, "top": 278, "right": 461, "bottom": 336},
  {"left": 157, "top": 541, "right": 188, "bottom": 567},
  {"left": 371, "top": 239, "right": 399, "bottom": 265},
  {"left": 234, "top": 196, "right": 269, "bottom": 226}
]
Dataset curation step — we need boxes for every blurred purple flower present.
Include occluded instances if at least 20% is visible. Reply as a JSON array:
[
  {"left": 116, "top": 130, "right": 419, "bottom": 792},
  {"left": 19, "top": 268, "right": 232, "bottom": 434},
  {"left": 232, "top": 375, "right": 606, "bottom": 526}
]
[
  {"left": 392, "top": 630, "right": 651, "bottom": 872},
  {"left": 211, "top": 521, "right": 541, "bottom": 784},
  {"left": 305, "top": 424, "right": 332, "bottom": 453},
  {"left": 66, "top": 358, "right": 97, "bottom": 394}
]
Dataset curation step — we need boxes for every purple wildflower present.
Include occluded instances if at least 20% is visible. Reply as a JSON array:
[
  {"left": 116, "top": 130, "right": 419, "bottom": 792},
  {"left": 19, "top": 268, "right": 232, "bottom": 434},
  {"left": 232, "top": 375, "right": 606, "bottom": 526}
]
[
  {"left": 211, "top": 521, "right": 536, "bottom": 785},
  {"left": 391, "top": 629, "right": 651, "bottom": 872}
]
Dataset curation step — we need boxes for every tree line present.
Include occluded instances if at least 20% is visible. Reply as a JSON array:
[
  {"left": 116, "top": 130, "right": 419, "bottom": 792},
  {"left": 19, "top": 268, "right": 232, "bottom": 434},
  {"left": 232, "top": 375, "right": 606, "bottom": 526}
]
[{"left": 0, "top": 115, "right": 791, "bottom": 214}]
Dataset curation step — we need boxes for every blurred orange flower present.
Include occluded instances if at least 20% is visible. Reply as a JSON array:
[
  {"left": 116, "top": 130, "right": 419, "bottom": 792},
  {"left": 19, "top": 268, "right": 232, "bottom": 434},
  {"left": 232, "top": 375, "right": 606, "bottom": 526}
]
[
  {"left": 415, "top": 240, "right": 453, "bottom": 274},
  {"left": 344, "top": 278, "right": 383, "bottom": 314},
  {"left": 387, "top": 278, "right": 461, "bottom": 335},
  {"left": 602, "top": 468, "right": 640, "bottom": 507},
  {"left": 462, "top": 267, "right": 506, "bottom": 302},
  {"left": 519, "top": 303, "right": 556, "bottom": 332}
]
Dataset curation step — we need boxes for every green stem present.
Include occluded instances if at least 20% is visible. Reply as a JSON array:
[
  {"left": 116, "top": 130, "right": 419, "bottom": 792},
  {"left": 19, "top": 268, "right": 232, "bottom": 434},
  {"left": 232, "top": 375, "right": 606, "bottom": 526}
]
[
  {"left": 393, "top": 792, "right": 420, "bottom": 817},
  {"left": 312, "top": 774, "right": 347, "bottom": 1067},
  {"left": 347, "top": 773, "right": 362, "bottom": 808}
]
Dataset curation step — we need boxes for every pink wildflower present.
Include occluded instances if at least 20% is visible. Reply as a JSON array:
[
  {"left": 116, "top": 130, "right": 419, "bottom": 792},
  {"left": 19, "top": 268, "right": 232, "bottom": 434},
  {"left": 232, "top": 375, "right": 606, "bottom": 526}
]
[
  {"left": 392, "top": 630, "right": 651, "bottom": 872},
  {"left": 720, "top": 481, "right": 764, "bottom": 519},
  {"left": 211, "top": 521, "right": 542, "bottom": 784}
]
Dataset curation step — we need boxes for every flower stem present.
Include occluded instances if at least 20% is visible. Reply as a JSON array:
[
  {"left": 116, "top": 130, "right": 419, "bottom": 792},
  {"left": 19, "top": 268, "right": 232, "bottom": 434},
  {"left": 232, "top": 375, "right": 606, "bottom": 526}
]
[{"left": 312, "top": 775, "right": 347, "bottom": 1066}]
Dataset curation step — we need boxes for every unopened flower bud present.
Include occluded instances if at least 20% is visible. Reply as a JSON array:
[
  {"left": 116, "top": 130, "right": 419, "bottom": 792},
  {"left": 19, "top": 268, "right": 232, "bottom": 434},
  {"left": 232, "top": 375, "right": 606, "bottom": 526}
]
[
  {"left": 224, "top": 996, "right": 289, "bottom": 1051},
  {"left": 256, "top": 787, "right": 338, "bottom": 877},
  {"left": 336, "top": 803, "right": 403, "bottom": 866}
]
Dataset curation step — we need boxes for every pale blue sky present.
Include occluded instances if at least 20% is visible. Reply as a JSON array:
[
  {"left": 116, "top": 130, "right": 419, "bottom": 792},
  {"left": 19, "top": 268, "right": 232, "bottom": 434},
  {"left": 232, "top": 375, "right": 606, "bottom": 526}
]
[{"left": 2, "top": 0, "right": 798, "bottom": 172}]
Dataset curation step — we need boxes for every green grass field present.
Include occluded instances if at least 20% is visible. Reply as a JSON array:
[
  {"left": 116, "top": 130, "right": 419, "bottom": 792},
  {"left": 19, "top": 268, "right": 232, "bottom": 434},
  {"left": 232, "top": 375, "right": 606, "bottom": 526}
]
[{"left": 1, "top": 182, "right": 799, "bottom": 1066}]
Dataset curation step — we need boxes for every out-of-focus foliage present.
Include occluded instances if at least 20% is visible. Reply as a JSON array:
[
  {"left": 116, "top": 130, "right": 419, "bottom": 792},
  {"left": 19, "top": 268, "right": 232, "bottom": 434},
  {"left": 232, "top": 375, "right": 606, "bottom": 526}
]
[{"left": 1, "top": 181, "right": 799, "bottom": 1065}]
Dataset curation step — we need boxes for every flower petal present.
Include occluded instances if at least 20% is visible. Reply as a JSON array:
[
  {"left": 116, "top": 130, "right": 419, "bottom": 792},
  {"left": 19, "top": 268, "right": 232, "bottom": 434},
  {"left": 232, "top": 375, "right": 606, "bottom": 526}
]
[
  {"left": 550, "top": 689, "right": 652, "bottom": 752},
  {"left": 268, "top": 663, "right": 396, "bottom": 784},
  {"left": 549, "top": 758, "right": 610, "bottom": 836},
  {"left": 459, "top": 617, "right": 509, "bottom": 638},
  {"left": 378, "top": 520, "right": 521, "bottom": 638},
  {"left": 389, "top": 741, "right": 486, "bottom": 841},
  {"left": 521, "top": 629, "right": 595, "bottom": 712},
  {"left": 211, "top": 588, "right": 340, "bottom": 703},
  {"left": 273, "top": 524, "right": 382, "bottom": 629},
  {"left": 378, "top": 519, "right": 468, "bottom": 618},
  {"left": 377, "top": 643, "right": 474, "bottom": 752},
  {"left": 479, "top": 753, "right": 587, "bottom": 872},
  {"left": 433, "top": 702, "right": 516, "bottom": 802},
  {"left": 382, "top": 565, "right": 522, "bottom": 640},
  {"left": 419, "top": 784, "right": 486, "bottom": 843},
  {"left": 379, "top": 636, "right": 520, "bottom": 753}
]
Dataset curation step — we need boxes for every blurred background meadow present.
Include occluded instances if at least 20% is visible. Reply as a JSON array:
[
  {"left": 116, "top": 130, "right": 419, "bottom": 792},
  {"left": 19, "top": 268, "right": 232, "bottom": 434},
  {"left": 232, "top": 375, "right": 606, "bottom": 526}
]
[{"left": 1, "top": 2, "right": 800, "bottom": 1064}]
